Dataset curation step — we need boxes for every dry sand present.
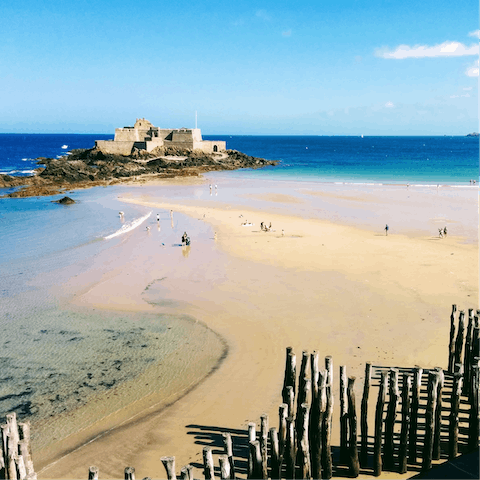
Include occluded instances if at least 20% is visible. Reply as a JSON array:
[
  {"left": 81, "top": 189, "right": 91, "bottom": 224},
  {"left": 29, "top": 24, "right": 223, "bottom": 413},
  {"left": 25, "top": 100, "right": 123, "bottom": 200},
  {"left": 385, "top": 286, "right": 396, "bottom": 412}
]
[{"left": 37, "top": 180, "right": 478, "bottom": 479}]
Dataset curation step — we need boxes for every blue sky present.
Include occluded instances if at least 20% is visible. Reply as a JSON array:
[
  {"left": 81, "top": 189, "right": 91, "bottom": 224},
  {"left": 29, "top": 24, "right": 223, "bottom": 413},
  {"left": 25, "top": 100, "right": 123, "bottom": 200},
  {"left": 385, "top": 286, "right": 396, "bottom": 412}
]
[{"left": 0, "top": 0, "right": 478, "bottom": 134}]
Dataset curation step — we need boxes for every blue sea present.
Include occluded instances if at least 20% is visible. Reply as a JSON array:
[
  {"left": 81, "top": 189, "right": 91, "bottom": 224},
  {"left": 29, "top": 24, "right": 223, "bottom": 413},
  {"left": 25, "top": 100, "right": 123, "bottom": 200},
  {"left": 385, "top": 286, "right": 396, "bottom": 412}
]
[{"left": 0, "top": 133, "right": 478, "bottom": 452}]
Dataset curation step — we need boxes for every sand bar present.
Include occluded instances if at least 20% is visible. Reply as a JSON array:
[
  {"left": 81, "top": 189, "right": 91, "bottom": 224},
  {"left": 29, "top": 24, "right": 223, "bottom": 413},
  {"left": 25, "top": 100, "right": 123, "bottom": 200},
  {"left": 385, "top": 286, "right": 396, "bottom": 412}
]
[{"left": 37, "top": 179, "right": 478, "bottom": 479}]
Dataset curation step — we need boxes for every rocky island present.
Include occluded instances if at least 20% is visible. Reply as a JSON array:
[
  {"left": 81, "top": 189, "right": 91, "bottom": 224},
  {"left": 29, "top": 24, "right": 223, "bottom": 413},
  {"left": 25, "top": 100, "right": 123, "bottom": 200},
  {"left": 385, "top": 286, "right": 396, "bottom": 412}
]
[{"left": 0, "top": 119, "right": 277, "bottom": 198}]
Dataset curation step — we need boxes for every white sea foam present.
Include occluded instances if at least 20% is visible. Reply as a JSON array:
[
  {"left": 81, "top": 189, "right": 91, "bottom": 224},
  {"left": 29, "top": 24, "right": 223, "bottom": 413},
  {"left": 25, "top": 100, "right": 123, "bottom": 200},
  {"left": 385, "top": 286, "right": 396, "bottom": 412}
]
[{"left": 104, "top": 212, "right": 152, "bottom": 240}]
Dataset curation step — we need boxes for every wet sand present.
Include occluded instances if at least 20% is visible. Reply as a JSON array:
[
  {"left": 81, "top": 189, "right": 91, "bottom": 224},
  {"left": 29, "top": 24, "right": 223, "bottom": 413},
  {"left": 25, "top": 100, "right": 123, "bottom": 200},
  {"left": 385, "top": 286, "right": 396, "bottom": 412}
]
[{"left": 37, "top": 178, "right": 478, "bottom": 479}]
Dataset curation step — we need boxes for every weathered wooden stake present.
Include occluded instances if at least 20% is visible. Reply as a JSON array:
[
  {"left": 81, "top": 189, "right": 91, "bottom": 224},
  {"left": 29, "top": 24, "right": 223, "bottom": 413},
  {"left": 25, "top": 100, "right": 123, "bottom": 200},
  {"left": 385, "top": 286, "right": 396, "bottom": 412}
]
[
  {"left": 310, "top": 369, "right": 327, "bottom": 480},
  {"left": 161, "top": 456, "right": 176, "bottom": 480},
  {"left": 383, "top": 368, "right": 399, "bottom": 471},
  {"left": 222, "top": 432, "right": 236, "bottom": 479},
  {"left": 339, "top": 365, "right": 348, "bottom": 464},
  {"left": 203, "top": 447, "right": 215, "bottom": 480},
  {"left": 448, "top": 304, "right": 457, "bottom": 373},
  {"left": 398, "top": 374, "right": 412, "bottom": 474},
  {"left": 408, "top": 366, "right": 422, "bottom": 463},
  {"left": 373, "top": 371, "right": 387, "bottom": 477},
  {"left": 297, "top": 403, "right": 311, "bottom": 479},
  {"left": 248, "top": 422, "right": 257, "bottom": 443},
  {"left": 124, "top": 467, "right": 135, "bottom": 480},
  {"left": 325, "top": 356, "right": 333, "bottom": 393},
  {"left": 448, "top": 372, "right": 463, "bottom": 459},
  {"left": 454, "top": 311, "right": 465, "bottom": 371},
  {"left": 347, "top": 377, "right": 360, "bottom": 477},
  {"left": 470, "top": 316, "right": 479, "bottom": 401},
  {"left": 468, "top": 361, "right": 479, "bottom": 450},
  {"left": 269, "top": 428, "right": 280, "bottom": 480},
  {"left": 360, "top": 362, "right": 372, "bottom": 468},
  {"left": 260, "top": 414, "right": 268, "bottom": 480},
  {"left": 88, "top": 466, "right": 99, "bottom": 480},
  {"left": 463, "top": 310, "right": 474, "bottom": 396},
  {"left": 296, "top": 378, "right": 311, "bottom": 437},
  {"left": 322, "top": 376, "right": 334, "bottom": 479},
  {"left": 282, "top": 349, "right": 296, "bottom": 406},
  {"left": 286, "top": 386, "right": 295, "bottom": 418},
  {"left": 249, "top": 441, "right": 262, "bottom": 480},
  {"left": 433, "top": 368, "right": 444, "bottom": 460},
  {"left": 278, "top": 403, "right": 288, "bottom": 459},
  {"left": 310, "top": 351, "right": 319, "bottom": 406},
  {"left": 181, "top": 464, "right": 194, "bottom": 480},
  {"left": 422, "top": 371, "right": 439, "bottom": 472},
  {"left": 285, "top": 417, "right": 296, "bottom": 480},
  {"left": 219, "top": 454, "right": 231, "bottom": 480}
]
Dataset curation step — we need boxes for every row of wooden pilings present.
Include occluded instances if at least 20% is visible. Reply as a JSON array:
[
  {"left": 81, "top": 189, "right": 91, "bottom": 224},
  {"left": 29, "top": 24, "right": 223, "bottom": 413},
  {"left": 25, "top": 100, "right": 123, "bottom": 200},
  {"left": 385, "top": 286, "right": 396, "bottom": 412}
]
[{"left": 0, "top": 413, "right": 36, "bottom": 480}]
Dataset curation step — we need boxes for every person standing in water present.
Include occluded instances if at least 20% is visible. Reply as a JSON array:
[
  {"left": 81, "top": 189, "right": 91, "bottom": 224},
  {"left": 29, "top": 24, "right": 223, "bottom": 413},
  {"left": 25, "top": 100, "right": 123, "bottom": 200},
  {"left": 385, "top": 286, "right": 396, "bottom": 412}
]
[{"left": 385, "top": 224, "right": 389, "bottom": 236}]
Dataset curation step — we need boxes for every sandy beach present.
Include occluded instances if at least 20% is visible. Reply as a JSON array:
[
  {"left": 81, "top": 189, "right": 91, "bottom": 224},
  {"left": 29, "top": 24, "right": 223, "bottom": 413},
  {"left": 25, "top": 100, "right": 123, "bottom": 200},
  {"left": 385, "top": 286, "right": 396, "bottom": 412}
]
[{"left": 35, "top": 177, "right": 478, "bottom": 479}]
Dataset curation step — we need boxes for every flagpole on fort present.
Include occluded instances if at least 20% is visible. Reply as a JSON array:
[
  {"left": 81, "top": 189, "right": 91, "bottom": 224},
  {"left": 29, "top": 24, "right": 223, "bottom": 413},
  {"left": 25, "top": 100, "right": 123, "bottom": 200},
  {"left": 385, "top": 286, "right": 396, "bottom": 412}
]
[{"left": 195, "top": 111, "right": 197, "bottom": 129}]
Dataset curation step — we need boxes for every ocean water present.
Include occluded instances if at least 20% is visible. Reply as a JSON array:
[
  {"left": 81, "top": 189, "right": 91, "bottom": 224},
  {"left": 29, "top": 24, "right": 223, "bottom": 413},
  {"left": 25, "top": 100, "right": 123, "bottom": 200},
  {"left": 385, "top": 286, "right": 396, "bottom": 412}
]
[{"left": 0, "top": 133, "right": 478, "bottom": 450}]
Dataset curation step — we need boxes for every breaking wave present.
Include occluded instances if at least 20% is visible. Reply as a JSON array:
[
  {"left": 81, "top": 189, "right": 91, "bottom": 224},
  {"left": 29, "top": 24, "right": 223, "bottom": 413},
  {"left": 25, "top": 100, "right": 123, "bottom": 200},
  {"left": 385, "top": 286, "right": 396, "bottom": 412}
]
[{"left": 104, "top": 212, "right": 152, "bottom": 240}]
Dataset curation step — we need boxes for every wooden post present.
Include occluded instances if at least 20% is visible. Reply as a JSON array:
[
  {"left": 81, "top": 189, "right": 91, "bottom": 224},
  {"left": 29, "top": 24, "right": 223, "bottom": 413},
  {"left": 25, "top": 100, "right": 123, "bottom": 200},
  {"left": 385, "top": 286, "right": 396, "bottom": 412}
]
[
  {"left": 18, "top": 422, "right": 32, "bottom": 460},
  {"left": 360, "top": 362, "right": 372, "bottom": 468},
  {"left": 373, "top": 371, "right": 387, "bottom": 477},
  {"left": 470, "top": 316, "right": 479, "bottom": 401},
  {"left": 398, "top": 374, "right": 412, "bottom": 474},
  {"left": 19, "top": 441, "right": 34, "bottom": 477},
  {"left": 282, "top": 349, "right": 296, "bottom": 406},
  {"left": 269, "top": 428, "right": 280, "bottom": 480},
  {"left": 16, "top": 455, "right": 27, "bottom": 480},
  {"left": 347, "top": 377, "right": 360, "bottom": 478},
  {"left": 219, "top": 455, "right": 231, "bottom": 480},
  {"left": 278, "top": 403, "right": 288, "bottom": 459},
  {"left": 248, "top": 423, "right": 256, "bottom": 443},
  {"left": 463, "top": 310, "right": 474, "bottom": 396},
  {"left": 448, "top": 304, "right": 457, "bottom": 373},
  {"left": 260, "top": 414, "right": 268, "bottom": 480},
  {"left": 448, "top": 372, "right": 463, "bottom": 459},
  {"left": 454, "top": 310, "right": 465, "bottom": 370},
  {"left": 433, "top": 368, "right": 444, "bottom": 460},
  {"left": 248, "top": 441, "right": 262, "bottom": 480},
  {"left": 181, "top": 465, "right": 194, "bottom": 480},
  {"left": 222, "top": 433, "right": 236, "bottom": 479},
  {"left": 310, "top": 351, "right": 319, "bottom": 406},
  {"left": 0, "top": 449, "right": 5, "bottom": 480},
  {"left": 383, "top": 368, "right": 399, "bottom": 471},
  {"left": 422, "top": 371, "right": 439, "bottom": 472},
  {"left": 161, "top": 456, "right": 176, "bottom": 480},
  {"left": 296, "top": 379, "right": 311, "bottom": 443},
  {"left": 297, "top": 403, "right": 311, "bottom": 479},
  {"left": 310, "top": 369, "right": 327, "bottom": 480},
  {"left": 124, "top": 467, "right": 135, "bottom": 480},
  {"left": 408, "top": 366, "right": 422, "bottom": 463},
  {"left": 298, "top": 351, "right": 309, "bottom": 400},
  {"left": 339, "top": 365, "right": 348, "bottom": 464},
  {"left": 88, "top": 466, "right": 99, "bottom": 480},
  {"left": 468, "top": 361, "right": 479, "bottom": 450},
  {"left": 203, "top": 447, "right": 215, "bottom": 480},
  {"left": 322, "top": 374, "right": 334, "bottom": 479},
  {"left": 325, "top": 356, "right": 333, "bottom": 393},
  {"left": 285, "top": 417, "right": 295, "bottom": 480},
  {"left": 286, "top": 386, "right": 295, "bottom": 418}
]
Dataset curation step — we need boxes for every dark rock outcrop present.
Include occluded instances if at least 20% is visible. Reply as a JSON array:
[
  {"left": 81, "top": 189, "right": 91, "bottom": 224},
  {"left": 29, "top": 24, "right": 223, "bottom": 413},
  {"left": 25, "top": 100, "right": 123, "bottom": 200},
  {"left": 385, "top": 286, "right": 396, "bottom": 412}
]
[
  {"left": 54, "top": 196, "right": 76, "bottom": 205},
  {"left": 1, "top": 147, "right": 278, "bottom": 198}
]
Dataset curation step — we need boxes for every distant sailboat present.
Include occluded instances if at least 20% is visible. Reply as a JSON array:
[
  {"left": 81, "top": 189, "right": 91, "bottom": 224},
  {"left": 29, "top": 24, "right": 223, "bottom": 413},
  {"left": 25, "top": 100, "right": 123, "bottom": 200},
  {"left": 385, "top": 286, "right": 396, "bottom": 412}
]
[
  {"left": 61, "top": 145, "right": 68, "bottom": 149},
  {"left": 361, "top": 135, "right": 364, "bottom": 138}
]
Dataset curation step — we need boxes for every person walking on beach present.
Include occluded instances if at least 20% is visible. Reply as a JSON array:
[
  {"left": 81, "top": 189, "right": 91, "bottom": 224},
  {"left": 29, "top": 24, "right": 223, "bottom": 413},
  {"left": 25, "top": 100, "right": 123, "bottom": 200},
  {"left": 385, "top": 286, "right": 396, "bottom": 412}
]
[
  {"left": 384, "top": 224, "right": 389, "bottom": 236},
  {"left": 438, "top": 228, "right": 443, "bottom": 238},
  {"left": 156, "top": 213, "right": 160, "bottom": 222},
  {"left": 444, "top": 226, "right": 447, "bottom": 237}
]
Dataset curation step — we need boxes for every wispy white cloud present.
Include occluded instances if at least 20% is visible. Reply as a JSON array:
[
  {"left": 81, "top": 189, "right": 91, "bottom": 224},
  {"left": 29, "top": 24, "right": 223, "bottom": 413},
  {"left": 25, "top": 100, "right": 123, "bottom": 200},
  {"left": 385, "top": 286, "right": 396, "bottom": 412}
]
[
  {"left": 375, "top": 41, "right": 479, "bottom": 59},
  {"left": 450, "top": 93, "right": 471, "bottom": 98},
  {"left": 468, "top": 30, "right": 480, "bottom": 39},
  {"left": 256, "top": 9, "right": 271, "bottom": 21},
  {"left": 282, "top": 29, "right": 292, "bottom": 37},
  {"left": 465, "top": 59, "right": 479, "bottom": 77},
  {"left": 385, "top": 101, "right": 395, "bottom": 108}
]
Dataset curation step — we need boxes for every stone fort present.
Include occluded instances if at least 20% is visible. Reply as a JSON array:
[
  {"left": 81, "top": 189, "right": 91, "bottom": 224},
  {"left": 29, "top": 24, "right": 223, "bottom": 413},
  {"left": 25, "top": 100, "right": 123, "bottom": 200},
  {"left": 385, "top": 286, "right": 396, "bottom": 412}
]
[{"left": 95, "top": 118, "right": 226, "bottom": 156}]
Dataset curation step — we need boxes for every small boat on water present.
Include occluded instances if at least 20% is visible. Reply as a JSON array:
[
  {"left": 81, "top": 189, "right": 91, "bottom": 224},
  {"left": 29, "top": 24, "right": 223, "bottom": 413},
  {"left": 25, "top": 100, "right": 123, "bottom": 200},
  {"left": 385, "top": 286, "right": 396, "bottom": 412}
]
[{"left": 61, "top": 145, "right": 68, "bottom": 149}]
